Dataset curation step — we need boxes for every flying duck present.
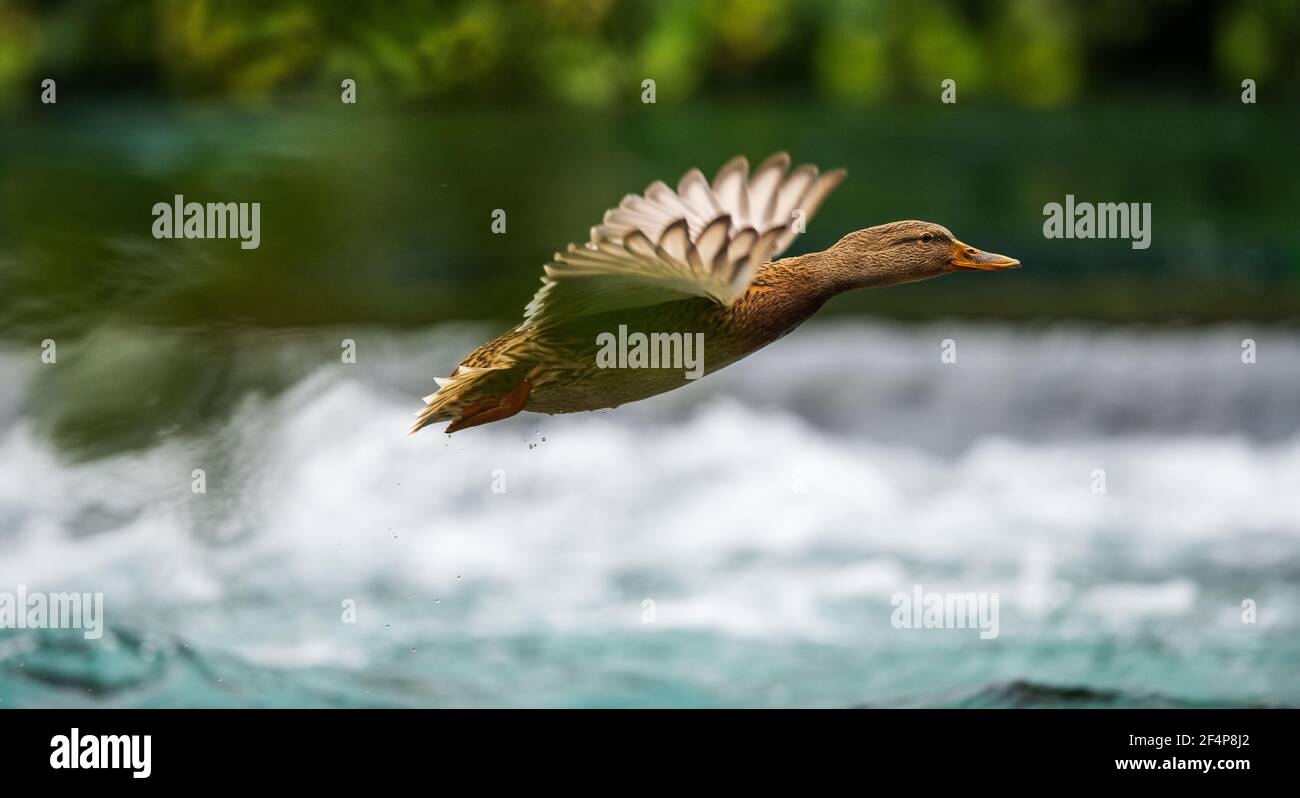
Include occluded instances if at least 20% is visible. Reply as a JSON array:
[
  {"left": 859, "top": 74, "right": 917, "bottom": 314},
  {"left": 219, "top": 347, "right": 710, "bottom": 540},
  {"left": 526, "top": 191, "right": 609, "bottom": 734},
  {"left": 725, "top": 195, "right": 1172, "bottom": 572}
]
[{"left": 413, "top": 153, "right": 1019, "bottom": 433}]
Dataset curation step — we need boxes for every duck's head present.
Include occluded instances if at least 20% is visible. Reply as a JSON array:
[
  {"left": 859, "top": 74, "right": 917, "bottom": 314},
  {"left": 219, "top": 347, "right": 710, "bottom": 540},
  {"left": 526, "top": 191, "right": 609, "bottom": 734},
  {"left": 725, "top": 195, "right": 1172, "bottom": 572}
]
[{"left": 826, "top": 220, "right": 1020, "bottom": 290}]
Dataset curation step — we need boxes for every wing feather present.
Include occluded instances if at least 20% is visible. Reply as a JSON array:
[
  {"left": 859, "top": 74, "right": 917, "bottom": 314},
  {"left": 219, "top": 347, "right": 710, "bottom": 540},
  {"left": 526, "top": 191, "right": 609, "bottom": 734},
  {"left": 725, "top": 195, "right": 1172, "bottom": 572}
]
[{"left": 521, "top": 153, "right": 846, "bottom": 329}]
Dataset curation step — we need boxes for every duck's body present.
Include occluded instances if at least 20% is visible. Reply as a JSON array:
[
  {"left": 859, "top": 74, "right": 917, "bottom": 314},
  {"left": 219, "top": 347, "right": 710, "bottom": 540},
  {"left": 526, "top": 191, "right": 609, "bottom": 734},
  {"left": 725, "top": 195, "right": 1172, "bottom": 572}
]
[
  {"left": 454, "top": 256, "right": 827, "bottom": 416},
  {"left": 413, "top": 154, "right": 1018, "bottom": 434}
]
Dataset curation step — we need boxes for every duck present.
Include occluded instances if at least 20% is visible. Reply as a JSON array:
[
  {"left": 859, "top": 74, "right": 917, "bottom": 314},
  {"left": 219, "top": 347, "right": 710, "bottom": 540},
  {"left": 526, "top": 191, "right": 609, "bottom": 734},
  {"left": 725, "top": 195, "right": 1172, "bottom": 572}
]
[{"left": 412, "top": 152, "right": 1019, "bottom": 434}]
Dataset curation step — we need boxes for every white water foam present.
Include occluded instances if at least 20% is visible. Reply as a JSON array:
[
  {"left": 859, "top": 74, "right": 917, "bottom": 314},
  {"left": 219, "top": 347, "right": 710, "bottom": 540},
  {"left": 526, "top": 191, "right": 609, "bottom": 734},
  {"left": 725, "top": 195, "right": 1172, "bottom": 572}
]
[{"left": 1, "top": 323, "right": 1298, "bottom": 686}]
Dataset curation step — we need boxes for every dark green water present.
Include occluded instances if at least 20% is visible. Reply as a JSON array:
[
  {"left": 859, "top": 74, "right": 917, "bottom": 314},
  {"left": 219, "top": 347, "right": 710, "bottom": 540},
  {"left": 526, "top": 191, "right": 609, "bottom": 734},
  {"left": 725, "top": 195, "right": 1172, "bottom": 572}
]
[{"left": 3, "top": 99, "right": 1297, "bottom": 340}]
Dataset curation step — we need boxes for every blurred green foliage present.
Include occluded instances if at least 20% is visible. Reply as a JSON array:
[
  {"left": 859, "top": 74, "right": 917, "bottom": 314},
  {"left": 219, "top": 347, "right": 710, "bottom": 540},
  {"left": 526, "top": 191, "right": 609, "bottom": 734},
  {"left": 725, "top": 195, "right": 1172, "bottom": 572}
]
[{"left": 2, "top": 0, "right": 1299, "bottom": 110}]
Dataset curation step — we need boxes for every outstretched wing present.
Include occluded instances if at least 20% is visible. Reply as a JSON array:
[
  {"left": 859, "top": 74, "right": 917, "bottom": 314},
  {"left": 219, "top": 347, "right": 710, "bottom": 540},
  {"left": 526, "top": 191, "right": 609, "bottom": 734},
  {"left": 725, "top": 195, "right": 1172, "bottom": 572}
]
[{"left": 521, "top": 152, "right": 846, "bottom": 329}]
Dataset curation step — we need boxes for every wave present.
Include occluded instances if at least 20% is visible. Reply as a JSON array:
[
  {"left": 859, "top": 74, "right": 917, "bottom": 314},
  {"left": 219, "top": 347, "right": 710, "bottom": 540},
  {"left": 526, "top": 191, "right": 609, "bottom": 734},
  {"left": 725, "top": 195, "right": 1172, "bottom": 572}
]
[{"left": 878, "top": 679, "right": 1286, "bottom": 709}]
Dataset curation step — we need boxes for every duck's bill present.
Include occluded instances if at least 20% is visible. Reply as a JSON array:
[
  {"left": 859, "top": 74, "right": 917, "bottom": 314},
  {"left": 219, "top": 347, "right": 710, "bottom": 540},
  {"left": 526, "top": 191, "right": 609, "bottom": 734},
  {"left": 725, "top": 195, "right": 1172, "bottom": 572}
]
[{"left": 949, "top": 240, "right": 1021, "bottom": 271}]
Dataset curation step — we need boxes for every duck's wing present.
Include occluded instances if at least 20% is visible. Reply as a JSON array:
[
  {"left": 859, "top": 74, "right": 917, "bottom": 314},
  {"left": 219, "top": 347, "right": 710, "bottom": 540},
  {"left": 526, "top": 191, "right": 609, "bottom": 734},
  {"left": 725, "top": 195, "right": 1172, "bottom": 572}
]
[{"left": 521, "top": 152, "right": 846, "bottom": 329}]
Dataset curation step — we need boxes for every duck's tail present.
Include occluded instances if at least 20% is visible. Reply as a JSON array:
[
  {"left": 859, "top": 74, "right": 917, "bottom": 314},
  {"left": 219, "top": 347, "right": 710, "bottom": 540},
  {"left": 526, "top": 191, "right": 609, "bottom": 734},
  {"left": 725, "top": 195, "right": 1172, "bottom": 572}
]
[{"left": 410, "top": 365, "right": 531, "bottom": 435}]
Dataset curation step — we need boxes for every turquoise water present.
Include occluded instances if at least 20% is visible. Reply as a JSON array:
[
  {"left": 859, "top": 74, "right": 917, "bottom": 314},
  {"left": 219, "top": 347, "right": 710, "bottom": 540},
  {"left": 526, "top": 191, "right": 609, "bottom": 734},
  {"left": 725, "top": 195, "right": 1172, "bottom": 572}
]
[{"left": 2, "top": 322, "right": 1297, "bottom": 707}]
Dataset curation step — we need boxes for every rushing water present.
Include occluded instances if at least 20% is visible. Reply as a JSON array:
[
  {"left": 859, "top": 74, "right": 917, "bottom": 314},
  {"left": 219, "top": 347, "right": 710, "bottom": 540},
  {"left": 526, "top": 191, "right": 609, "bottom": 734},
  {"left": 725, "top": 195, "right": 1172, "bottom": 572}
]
[{"left": 1, "top": 321, "right": 1297, "bottom": 707}]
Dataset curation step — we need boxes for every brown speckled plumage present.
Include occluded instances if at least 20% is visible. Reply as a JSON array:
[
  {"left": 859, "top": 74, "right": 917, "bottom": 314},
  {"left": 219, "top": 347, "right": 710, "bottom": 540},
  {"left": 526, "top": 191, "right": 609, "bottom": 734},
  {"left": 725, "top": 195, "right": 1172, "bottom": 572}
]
[{"left": 412, "top": 156, "right": 1019, "bottom": 434}]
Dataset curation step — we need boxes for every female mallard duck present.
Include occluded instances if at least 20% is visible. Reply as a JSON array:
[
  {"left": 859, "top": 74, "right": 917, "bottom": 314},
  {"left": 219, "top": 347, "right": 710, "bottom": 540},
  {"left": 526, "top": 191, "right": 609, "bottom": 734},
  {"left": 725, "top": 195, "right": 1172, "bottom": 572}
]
[{"left": 413, "top": 153, "right": 1019, "bottom": 434}]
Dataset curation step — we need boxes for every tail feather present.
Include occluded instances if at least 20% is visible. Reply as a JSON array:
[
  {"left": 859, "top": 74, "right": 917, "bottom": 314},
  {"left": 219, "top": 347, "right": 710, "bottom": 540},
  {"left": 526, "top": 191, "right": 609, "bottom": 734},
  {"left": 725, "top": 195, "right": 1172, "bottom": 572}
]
[{"left": 410, "top": 365, "right": 514, "bottom": 435}]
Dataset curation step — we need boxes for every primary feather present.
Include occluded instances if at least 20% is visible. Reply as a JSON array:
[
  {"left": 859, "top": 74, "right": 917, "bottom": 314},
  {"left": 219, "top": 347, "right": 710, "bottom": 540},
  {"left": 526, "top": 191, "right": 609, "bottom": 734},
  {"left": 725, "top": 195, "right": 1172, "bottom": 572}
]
[{"left": 522, "top": 152, "right": 846, "bottom": 329}]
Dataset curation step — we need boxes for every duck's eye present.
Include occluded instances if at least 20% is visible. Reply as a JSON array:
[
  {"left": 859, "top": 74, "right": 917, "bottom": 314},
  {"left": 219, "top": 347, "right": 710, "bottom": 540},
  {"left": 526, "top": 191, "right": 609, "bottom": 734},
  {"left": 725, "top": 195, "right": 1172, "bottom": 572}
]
[{"left": 921, "top": 233, "right": 933, "bottom": 243}]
